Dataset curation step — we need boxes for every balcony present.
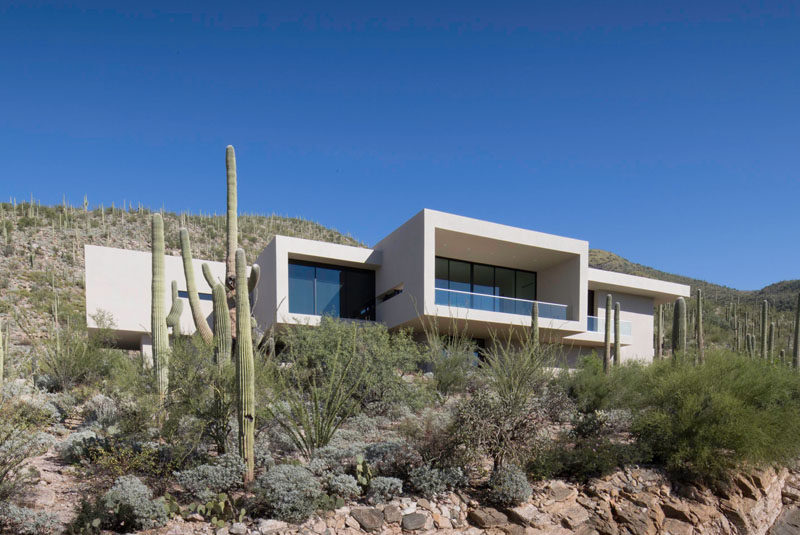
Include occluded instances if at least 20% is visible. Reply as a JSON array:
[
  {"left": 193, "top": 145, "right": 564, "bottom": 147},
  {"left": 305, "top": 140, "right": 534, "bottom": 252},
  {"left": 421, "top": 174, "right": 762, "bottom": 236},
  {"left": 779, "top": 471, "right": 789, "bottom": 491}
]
[
  {"left": 587, "top": 315, "right": 632, "bottom": 336},
  {"left": 434, "top": 288, "right": 568, "bottom": 320}
]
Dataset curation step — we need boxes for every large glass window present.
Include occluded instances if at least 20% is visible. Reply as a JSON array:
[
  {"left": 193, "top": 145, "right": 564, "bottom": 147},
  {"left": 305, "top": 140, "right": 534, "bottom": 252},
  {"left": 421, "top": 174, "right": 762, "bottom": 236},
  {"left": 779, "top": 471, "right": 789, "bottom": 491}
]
[
  {"left": 288, "top": 261, "right": 375, "bottom": 320},
  {"left": 434, "top": 257, "right": 537, "bottom": 315}
]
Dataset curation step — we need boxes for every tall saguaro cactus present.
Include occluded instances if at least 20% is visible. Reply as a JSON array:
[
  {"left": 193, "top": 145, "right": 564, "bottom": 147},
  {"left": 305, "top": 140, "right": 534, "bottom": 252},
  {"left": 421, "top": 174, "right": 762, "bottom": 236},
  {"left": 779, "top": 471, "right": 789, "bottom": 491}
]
[
  {"left": 603, "top": 294, "right": 612, "bottom": 374},
  {"left": 768, "top": 322, "right": 775, "bottom": 362},
  {"left": 672, "top": 297, "right": 687, "bottom": 359},
  {"left": 696, "top": 289, "right": 704, "bottom": 365},
  {"left": 226, "top": 146, "right": 239, "bottom": 336},
  {"left": 180, "top": 228, "right": 214, "bottom": 344},
  {"left": 530, "top": 302, "right": 539, "bottom": 348},
  {"left": 793, "top": 292, "right": 800, "bottom": 369},
  {"left": 0, "top": 321, "right": 4, "bottom": 393},
  {"left": 613, "top": 302, "right": 621, "bottom": 366},
  {"left": 235, "top": 248, "right": 255, "bottom": 483},
  {"left": 151, "top": 213, "right": 170, "bottom": 407},
  {"left": 655, "top": 304, "right": 663, "bottom": 360},
  {"left": 761, "top": 300, "right": 769, "bottom": 359}
]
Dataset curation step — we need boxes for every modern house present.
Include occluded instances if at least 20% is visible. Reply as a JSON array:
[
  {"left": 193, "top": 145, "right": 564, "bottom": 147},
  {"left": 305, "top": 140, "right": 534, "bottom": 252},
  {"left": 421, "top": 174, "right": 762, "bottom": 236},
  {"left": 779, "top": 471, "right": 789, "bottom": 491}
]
[{"left": 86, "top": 209, "right": 690, "bottom": 363}]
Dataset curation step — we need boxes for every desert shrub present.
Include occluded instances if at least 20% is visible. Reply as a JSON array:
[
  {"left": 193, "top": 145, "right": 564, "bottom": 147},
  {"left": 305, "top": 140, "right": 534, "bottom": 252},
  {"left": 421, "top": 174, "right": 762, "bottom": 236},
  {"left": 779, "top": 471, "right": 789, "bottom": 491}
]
[
  {"left": 0, "top": 401, "right": 56, "bottom": 501},
  {"left": 325, "top": 473, "right": 360, "bottom": 500},
  {"left": 0, "top": 503, "right": 58, "bottom": 535},
  {"left": 254, "top": 435, "right": 275, "bottom": 469},
  {"left": 175, "top": 453, "right": 245, "bottom": 502},
  {"left": 252, "top": 464, "right": 322, "bottom": 523},
  {"left": 83, "top": 393, "right": 118, "bottom": 430},
  {"left": 423, "top": 324, "right": 477, "bottom": 397},
  {"left": 57, "top": 430, "right": 99, "bottom": 464},
  {"left": 100, "top": 476, "right": 168, "bottom": 532},
  {"left": 398, "top": 409, "right": 458, "bottom": 468},
  {"left": 364, "top": 440, "right": 423, "bottom": 479},
  {"left": 275, "top": 318, "right": 421, "bottom": 414},
  {"left": 366, "top": 476, "right": 403, "bottom": 503},
  {"left": 487, "top": 465, "right": 531, "bottom": 506},
  {"left": 308, "top": 442, "right": 365, "bottom": 476},
  {"left": 265, "top": 323, "right": 368, "bottom": 458},
  {"left": 621, "top": 352, "right": 800, "bottom": 486},
  {"left": 408, "top": 465, "right": 467, "bottom": 498}
]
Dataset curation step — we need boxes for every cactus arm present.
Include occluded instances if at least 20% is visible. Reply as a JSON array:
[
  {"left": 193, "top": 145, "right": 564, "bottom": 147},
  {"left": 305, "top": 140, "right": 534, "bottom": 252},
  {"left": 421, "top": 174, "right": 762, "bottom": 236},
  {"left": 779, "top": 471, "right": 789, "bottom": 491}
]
[
  {"left": 166, "top": 280, "right": 183, "bottom": 336},
  {"left": 235, "top": 248, "right": 255, "bottom": 483},
  {"left": 212, "top": 281, "right": 232, "bottom": 367},
  {"left": 225, "top": 145, "right": 239, "bottom": 337},
  {"left": 202, "top": 262, "right": 217, "bottom": 288},
  {"left": 151, "top": 213, "right": 170, "bottom": 407},
  {"left": 179, "top": 228, "right": 214, "bottom": 344},
  {"left": 249, "top": 263, "right": 260, "bottom": 309}
]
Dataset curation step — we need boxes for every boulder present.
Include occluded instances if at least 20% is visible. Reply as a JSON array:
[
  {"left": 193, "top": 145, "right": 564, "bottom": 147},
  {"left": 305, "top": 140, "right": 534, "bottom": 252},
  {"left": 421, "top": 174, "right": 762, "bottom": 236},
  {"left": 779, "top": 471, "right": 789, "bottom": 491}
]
[
  {"left": 351, "top": 507, "right": 384, "bottom": 532},
  {"left": 401, "top": 512, "right": 427, "bottom": 531},
  {"left": 383, "top": 505, "right": 403, "bottom": 524},
  {"left": 468, "top": 507, "right": 508, "bottom": 528}
]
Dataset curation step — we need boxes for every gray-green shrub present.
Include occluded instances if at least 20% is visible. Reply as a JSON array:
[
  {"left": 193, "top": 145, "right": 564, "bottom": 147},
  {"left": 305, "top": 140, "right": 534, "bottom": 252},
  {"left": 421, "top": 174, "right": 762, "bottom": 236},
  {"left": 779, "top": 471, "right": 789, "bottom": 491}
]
[
  {"left": 366, "top": 476, "right": 403, "bottom": 503},
  {"left": 57, "top": 430, "right": 99, "bottom": 464},
  {"left": 174, "top": 453, "right": 246, "bottom": 502},
  {"left": 408, "top": 465, "right": 467, "bottom": 498},
  {"left": 101, "top": 476, "right": 168, "bottom": 532},
  {"left": 325, "top": 473, "right": 361, "bottom": 500},
  {"left": 487, "top": 465, "right": 531, "bottom": 506},
  {"left": 0, "top": 503, "right": 58, "bottom": 535},
  {"left": 252, "top": 464, "right": 322, "bottom": 523}
]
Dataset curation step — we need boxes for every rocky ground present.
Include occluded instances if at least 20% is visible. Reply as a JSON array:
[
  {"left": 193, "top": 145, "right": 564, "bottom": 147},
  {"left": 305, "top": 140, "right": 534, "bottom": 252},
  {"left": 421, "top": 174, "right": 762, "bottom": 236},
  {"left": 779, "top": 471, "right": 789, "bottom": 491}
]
[{"left": 106, "top": 465, "right": 800, "bottom": 535}]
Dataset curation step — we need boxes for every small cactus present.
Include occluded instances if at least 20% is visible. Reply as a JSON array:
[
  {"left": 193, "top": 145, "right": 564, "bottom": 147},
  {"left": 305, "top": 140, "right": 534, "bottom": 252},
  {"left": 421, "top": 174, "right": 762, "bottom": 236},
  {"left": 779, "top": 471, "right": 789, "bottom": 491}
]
[
  {"left": 235, "top": 248, "right": 255, "bottom": 483},
  {"left": 165, "top": 280, "right": 183, "bottom": 337},
  {"left": 603, "top": 294, "right": 612, "bottom": 374},
  {"left": 613, "top": 302, "right": 621, "bottom": 366},
  {"left": 672, "top": 297, "right": 687, "bottom": 359}
]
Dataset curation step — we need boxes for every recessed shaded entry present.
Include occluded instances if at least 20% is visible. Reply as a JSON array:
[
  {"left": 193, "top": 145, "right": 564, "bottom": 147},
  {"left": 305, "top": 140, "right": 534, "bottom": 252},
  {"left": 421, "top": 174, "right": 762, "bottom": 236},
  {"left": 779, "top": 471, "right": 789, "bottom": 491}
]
[{"left": 288, "top": 260, "right": 376, "bottom": 320}]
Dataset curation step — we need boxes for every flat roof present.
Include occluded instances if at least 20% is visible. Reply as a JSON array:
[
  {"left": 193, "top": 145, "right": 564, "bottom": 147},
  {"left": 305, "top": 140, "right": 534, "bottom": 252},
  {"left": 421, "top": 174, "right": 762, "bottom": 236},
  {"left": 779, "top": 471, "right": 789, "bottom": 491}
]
[{"left": 588, "top": 267, "right": 690, "bottom": 304}]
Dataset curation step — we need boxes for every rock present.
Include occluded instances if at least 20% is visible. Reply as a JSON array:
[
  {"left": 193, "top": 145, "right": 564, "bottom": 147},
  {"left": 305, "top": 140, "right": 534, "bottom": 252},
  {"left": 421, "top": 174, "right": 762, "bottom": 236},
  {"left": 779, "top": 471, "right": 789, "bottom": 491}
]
[
  {"left": 417, "top": 499, "right": 434, "bottom": 512},
  {"left": 548, "top": 481, "right": 578, "bottom": 503},
  {"left": 661, "top": 518, "right": 693, "bottom": 535},
  {"left": 186, "top": 513, "right": 205, "bottom": 522},
  {"left": 257, "top": 519, "right": 288, "bottom": 534},
  {"left": 661, "top": 501, "right": 693, "bottom": 524},
  {"left": 384, "top": 505, "right": 403, "bottom": 524},
  {"left": 229, "top": 523, "right": 247, "bottom": 535},
  {"left": 558, "top": 505, "right": 589, "bottom": 530},
  {"left": 311, "top": 519, "right": 327, "bottom": 534},
  {"left": 215, "top": 527, "right": 229, "bottom": 535},
  {"left": 345, "top": 515, "right": 361, "bottom": 529},
  {"left": 611, "top": 501, "right": 656, "bottom": 535},
  {"left": 507, "top": 504, "right": 543, "bottom": 526},
  {"left": 432, "top": 513, "right": 451, "bottom": 529},
  {"left": 500, "top": 524, "right": 526, "bottom": 535},
  {"left": 771, "top": 507, "right": 800, "bottom": 535},
  {"left": 468, "top": 507, "right": 508, "bottom": 528},
  {"left": 351, "top": 507, "right": 385, "bottom": 532},
  {"left": 401, "top": 513, "right": 427, "bottom": 531}
]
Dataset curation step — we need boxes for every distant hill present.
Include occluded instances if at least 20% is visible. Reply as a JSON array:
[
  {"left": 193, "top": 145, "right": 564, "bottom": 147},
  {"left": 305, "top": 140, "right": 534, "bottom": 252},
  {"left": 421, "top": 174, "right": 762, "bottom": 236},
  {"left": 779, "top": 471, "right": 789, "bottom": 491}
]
[{"left": 589, "top": 249, "right": 798, "bottom": 311}]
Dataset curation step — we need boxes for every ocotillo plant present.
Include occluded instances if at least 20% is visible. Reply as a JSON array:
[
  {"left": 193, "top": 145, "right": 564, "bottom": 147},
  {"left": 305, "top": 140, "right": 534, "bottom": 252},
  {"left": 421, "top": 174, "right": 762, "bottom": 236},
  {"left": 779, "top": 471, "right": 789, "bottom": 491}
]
[
  {"left": 530, "top": 301, "right": 539, "bottom": 348},
  {"left": 179, "top": 228, "right": 214, "bottom": 344},
  {"left": 793, "top": 293, "right": 800, "bottom": 369},
  {"left": 165, "top": 280, "right": 183, "bottom": 338},
  {"left": 613, "top": 302, "right": 621, "bottom": 366},
  {"left": 655, "top": 304, "right": 663, "bottom": 360},
  {"left": 696, "top": 289, "right": 704, "bottom": 364},
  {"left": 151, "top": 213, "right": 169, "bottom": 407},
  {"left": 235, "top": 248, "right": 255, "bottom": 483},
  {"left": 761, "top": 300, "right": 769, "bottom": 359},
  {"left": 604, "top": 294, "right": 612, "bottom": 374},
  {"left": 672, "top": 297, "right": 687, "bottom": 359}
]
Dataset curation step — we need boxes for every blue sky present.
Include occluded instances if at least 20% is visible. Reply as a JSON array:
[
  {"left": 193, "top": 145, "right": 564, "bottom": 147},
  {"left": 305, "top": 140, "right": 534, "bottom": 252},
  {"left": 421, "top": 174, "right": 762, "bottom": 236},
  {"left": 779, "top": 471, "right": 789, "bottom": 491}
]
[{"left": 1, "top": 1, "right": 798, "bottom": 290}]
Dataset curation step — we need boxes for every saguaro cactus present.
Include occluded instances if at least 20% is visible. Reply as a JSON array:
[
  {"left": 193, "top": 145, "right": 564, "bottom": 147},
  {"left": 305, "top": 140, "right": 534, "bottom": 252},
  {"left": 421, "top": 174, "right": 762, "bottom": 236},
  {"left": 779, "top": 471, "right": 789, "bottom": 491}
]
[
  {"left": 697, "top": 289, "right": 704, "bottom": 365},
  {"left": 793, "top": 293, "right": 800, "bottom": 369},
  {"left": 604, "top": 294, "right": 612, "bottom": 374},
  {"left": 235, "top": 248, "right": 255, "bottom": 483},
  {"left": 672, "top": 297, "right": 687, "bottom": 359},
  {"left": 180, "top": 228, "right": 214, "bottom": 344},
  {"left": 226, "top": 146, "right": 239, "bottom": 336},
  {"left": 0, "top": 321, "right": 4, "bottom": 393},
  {"left": 768, "top": 322, "right": 775, "bottom": 362},
  {"left": 530, "top": 301, "right": 539, "bottom": 348},
  {"left": 204, "top": 263, "right": 232, "bottom": 368},
  {"left": 655, "top": 304, "right": 663, "bottom": 360},
  {"left": 614, "top": 302, "right": 621, "bottom": 366},
  {"left": 151, "top": 213, "right": 170, "bottom": 407},
  {"left": 761, "top": 300, "right": 769, "bottom": 359},
  {"left": 165, "top": 280, "right": 183, "bottom": 338}
]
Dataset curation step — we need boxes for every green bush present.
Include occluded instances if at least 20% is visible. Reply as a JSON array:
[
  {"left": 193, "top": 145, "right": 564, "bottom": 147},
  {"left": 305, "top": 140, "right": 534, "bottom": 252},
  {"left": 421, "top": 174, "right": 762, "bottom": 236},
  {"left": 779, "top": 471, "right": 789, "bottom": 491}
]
[
  {"left": 174, "top": 453, "right": 246, "bottom": 502},
  {"left": 252, "top": 464, "right": 322, "bottom": 523},
  {"left": 325, "top": 473, "right": 361, "bottom": 500},
  {"left": 487, "top": 465, "right": 531, "bottom": 506},
  {"left": 0, "top": 401, "right": 56, "bottom": 501},
  {"left": 408, "top": 464, "right": 467, "bottom": 498},
  {"left": 57, "top": 430, "right": 100, "bottom": 464},
  {"left": 621, "top": 351, "right": 800, "bottom": 486}
]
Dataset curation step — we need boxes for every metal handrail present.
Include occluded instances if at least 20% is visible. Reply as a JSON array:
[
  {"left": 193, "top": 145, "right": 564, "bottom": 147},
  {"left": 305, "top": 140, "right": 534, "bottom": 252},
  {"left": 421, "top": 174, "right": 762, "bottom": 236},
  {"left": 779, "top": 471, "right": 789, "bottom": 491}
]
[{"left": 434, "top": 288, "right": 567, "bottom": 309}]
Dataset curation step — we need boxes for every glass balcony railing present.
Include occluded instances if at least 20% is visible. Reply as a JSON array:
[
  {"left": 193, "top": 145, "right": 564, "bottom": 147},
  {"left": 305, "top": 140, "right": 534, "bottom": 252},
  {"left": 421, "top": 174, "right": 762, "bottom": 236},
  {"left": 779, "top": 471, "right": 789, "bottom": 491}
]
[
  {"left": 587, "top": 316, "right": 632, "bottom": 336},
  {"left": 434, "top": 288, "right": 568, "bottom": 320}
]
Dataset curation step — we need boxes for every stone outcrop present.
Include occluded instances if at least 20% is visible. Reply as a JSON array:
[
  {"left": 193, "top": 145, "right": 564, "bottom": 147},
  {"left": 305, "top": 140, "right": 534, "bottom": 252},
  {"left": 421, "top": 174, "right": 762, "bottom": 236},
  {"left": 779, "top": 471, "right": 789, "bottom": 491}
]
[{"left": 151, "top": 466, "right": 800, "bottom": 535}]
